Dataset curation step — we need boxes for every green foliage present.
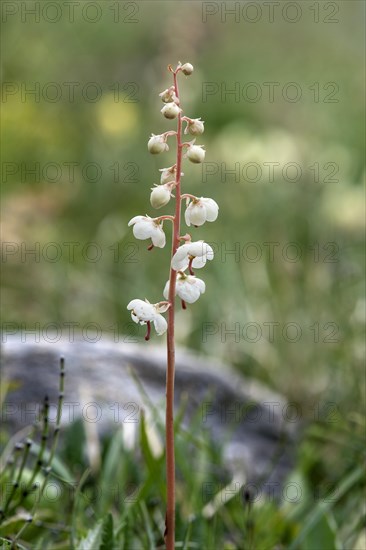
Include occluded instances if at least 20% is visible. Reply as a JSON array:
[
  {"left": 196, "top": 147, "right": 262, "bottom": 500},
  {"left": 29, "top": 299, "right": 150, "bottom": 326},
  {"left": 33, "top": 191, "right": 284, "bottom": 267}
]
[{"left": 1, "top": 397, "right": 364, "bottom": 548}]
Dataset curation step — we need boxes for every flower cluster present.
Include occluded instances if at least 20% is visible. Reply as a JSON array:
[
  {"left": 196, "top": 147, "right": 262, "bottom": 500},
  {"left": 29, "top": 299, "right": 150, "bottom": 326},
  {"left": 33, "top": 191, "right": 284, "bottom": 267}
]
[{"left": 127, "top": 62, "right": 218, "bottom": 339}]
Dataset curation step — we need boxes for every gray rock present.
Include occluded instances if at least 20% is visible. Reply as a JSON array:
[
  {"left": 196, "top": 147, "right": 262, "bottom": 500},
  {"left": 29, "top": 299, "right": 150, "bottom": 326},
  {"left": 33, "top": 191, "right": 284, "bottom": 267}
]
[{"left": 1, "top": 336, "right": 297, "bottom": 494}]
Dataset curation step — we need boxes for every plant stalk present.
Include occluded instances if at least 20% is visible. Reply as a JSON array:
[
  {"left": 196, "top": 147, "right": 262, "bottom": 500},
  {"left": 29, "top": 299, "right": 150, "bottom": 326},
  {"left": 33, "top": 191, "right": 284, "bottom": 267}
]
[{"left": 165, "top": 69, "right": 182, "bottom": 550}]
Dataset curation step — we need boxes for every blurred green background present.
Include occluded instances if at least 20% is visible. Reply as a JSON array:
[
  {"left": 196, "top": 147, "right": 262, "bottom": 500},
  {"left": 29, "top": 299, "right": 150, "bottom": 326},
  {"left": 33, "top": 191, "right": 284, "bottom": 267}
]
[{"left": 2, "top": 0, "right": 364, "bottom": 407}]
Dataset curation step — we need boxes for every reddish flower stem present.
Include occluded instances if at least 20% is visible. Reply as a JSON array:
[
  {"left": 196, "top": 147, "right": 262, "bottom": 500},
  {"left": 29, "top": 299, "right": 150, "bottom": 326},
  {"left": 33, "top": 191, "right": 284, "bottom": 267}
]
[
  {"left": 165, "top": 68, "right": 182, "bottom": 550},
  {"left": 144, "top": 321, "right": 151, "bottom": 341},
  {"left": 181, "top": 193, "right": 197, "bottom": 201}
]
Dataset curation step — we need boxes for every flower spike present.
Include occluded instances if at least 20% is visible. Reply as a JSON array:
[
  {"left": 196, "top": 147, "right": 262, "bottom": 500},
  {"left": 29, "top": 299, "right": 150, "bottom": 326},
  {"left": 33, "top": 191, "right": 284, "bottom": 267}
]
[{"left": 127, "top": 62, "right": 217, "bottom": 549}]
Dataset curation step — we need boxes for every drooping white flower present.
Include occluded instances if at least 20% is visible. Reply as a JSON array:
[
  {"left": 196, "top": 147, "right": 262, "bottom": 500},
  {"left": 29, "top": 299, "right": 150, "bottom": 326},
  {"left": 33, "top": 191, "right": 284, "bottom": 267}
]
[
  {"left": 185, "top": 197, "right": 219, "bottom": 227},
  {"left": 128, "top": 215, "right": 166, "bottom": 248},
  {"left": 127, "top": 299, "right": 169, "bottom": 336},
  {"left": 186, "top": 142, "right": 205, "bottom": 164},
  {"left": 161, "top": 102, "right": 181, "bottom": 119},
  {"left": 171, "top": 241, "right": 214, "bottom": 272},
  {"left": 163, "top": 272, "right": 206, "bottom": 304},
  {"left": 150, "top": 184, "right": 172, "bottom": 209},
  {"left": 184, "top": 118, "right": 205, "bottom": 136},
  {"left": 159, "top": 87, "right": 178, "bottom": 104},
  {"left": 181, "top": 63, "right": 194, "bottom": 76},
  {"left": 148, "top": 134, "right": 169, "bottom": 154}
]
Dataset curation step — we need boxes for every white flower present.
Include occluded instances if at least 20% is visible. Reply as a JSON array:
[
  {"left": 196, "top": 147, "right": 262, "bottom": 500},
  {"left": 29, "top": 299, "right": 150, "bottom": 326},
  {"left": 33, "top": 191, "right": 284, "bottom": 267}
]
[
  {"left": 150, "top": 184, "right": 172, "bottom": 209},
  {"left": 187, "top": 143, "right": 205, "bottom": 164},
  {"left": 148, "top": 134, "right": 169, "bottom": 154},
  {"left": 181, "top": 63, "right": 194, "bottom": 76},
  {"left": 185, "top": 197, "right": 219, "bottom": 227},
  {"left": 159, "top": 87, "right": 178, "bottom": 104},
  {"left": 163, "top": 273, "right": 206, "bottom": 304},
  {"left": 128, "top": 215, "right": 166, "bottom": 248},
  {"left": 161, "top": 102, "right": 181, "bottom": 119},
  {"left": 184, "top": 118, "right": 205, "bottom": 136},
  {"left": 171, "top": 241, "right": 214, "bottom": 271},
  {"left": 127, "top": 299, "right": 169, "bottom": 336}
]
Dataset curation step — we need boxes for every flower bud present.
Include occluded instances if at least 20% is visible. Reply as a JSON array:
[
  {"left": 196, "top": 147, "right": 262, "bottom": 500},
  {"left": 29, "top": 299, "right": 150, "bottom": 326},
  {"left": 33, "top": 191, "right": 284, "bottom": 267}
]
[
  {"left": 150, "top": 184, "right": 171, "bottom": 209},
  {"left": 187, "top": 144, "right": 205, "bottom": 164},
  {"left": 159, "top": 166, "right": 175, "bottom": 184},
  {"left": 159, "top": 166, "right": 184, "bottom": 185},
  {"left": 161, "top": 102, "right": 181, "bottom": 120},
  {"left": 148, "top": 134, "right": 169, "bottom": 154},
  {"left": 185, "top": 118, "right": 205, "bottom": 136},
  {"left": 159, "top": 87, "right": 178, "bottom": 103},
  {"left": 181, "top": 63, "right": 194, "bottom": 76}
]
